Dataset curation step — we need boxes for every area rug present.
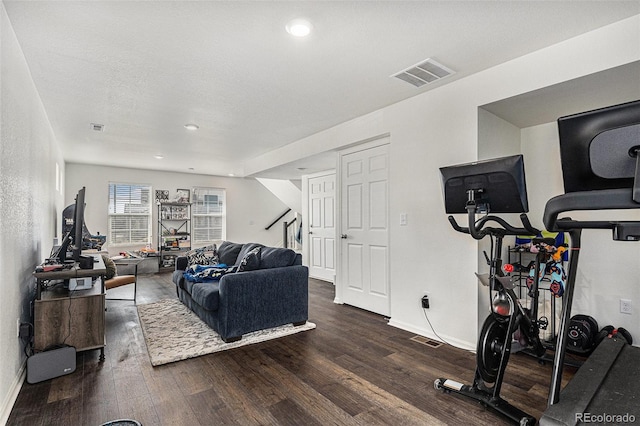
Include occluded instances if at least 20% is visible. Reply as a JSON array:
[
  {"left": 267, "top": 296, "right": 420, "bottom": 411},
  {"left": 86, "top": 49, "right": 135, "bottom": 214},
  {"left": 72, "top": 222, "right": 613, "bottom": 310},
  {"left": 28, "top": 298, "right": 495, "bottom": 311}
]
[{"left": 137, "top": 298, "right": 315, "bottom": 366}]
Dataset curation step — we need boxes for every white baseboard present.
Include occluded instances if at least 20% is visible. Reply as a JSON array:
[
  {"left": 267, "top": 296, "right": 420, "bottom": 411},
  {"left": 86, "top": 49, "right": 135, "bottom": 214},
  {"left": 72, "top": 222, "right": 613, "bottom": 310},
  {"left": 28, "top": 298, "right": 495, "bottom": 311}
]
[
  {"left": 0, "top": 361, "right": 25, "bottom": 426},
  {"left": 387, "top": 317, "right": 476, "bottom": 352}
]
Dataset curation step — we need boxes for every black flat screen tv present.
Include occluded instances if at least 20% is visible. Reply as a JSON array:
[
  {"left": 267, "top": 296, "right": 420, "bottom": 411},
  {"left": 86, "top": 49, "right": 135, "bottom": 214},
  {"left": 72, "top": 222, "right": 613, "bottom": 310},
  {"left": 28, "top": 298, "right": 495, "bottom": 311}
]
[
  {"left": 557, "top": 99, "right": 640, "bottom": 195},
  {"left": 440, "top": 154, "right": 529, "bottom": 214}
]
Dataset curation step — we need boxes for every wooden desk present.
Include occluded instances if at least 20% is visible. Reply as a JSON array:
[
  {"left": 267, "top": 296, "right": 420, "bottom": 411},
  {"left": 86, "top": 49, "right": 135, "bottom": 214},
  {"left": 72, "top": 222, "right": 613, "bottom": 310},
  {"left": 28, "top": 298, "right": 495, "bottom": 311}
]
[{"left": 33, "top": 254, "right": 106, "bottom": 360}]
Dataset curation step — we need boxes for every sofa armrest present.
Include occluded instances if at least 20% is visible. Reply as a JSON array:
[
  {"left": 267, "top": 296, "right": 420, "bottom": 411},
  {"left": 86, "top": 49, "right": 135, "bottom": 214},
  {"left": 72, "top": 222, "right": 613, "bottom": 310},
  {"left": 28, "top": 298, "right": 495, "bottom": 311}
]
[
  {"left": 175, "top": 256, "right": 188, "bottom": 271},
  {"left": 216, "top": 265, "right": 308, "bottom": 340}
]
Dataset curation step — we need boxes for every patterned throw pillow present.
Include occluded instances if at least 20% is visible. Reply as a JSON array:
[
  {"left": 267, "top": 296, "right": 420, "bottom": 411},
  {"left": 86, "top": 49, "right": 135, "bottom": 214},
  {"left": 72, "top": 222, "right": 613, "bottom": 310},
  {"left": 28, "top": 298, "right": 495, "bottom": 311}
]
[
  {"left": 237, "top": 246, "right": 261, "bottom": 272},
  {"left": 186, "top": 244, "right": 219, "bottom": 267}
]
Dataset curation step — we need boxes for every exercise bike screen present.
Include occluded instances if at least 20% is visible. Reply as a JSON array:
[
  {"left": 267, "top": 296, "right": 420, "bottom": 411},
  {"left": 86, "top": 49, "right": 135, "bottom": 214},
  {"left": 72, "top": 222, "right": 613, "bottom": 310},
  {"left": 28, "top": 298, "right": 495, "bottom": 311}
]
[{"left": 440, "top": 154, "right": 529, "bottom": 214}]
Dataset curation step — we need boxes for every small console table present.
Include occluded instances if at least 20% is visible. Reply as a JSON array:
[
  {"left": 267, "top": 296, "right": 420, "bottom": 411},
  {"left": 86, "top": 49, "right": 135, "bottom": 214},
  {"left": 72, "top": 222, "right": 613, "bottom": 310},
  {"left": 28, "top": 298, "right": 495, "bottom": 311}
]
[{"left": 32, "top": 254, "right": 107, "bottom": 361}]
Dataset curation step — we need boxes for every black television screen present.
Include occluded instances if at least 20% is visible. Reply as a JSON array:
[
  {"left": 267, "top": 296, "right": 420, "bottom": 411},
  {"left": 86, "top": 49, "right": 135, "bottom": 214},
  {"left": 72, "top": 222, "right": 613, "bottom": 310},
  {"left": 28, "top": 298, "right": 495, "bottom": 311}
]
[
  {"left": 440, "top": 154, "right": 529, "bottom": 214},
  {"left": 557, "top": 99, "right": 640, "bottom": 195}
]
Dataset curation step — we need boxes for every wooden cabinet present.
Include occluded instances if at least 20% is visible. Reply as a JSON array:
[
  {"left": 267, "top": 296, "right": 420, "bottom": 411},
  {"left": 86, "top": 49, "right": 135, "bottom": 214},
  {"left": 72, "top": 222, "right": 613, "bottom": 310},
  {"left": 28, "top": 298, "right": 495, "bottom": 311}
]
[
  {"left": 34, "top": 283, "right": 104, "bottom": 352},
  {"left": 33, "top": 254, "right": 106, "bottom": 359}
]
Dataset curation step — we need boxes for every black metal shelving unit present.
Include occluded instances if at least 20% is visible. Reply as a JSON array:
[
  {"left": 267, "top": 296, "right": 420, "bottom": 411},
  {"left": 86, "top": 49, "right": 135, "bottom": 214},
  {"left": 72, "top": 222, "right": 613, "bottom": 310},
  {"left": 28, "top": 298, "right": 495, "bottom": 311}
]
[{"left": 157, "top": 202, "right": 191, "bottom": 267}]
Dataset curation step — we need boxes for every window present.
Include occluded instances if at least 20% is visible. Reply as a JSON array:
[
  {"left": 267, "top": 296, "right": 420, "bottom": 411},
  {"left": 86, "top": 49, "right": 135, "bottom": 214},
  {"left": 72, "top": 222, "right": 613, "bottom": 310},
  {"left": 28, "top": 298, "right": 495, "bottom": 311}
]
[
  {"left": 108, "top": 183, "right": 152, "bottom": 245},
  {"left": 192, "top": 187, "right": 226, "bottom": 243}
]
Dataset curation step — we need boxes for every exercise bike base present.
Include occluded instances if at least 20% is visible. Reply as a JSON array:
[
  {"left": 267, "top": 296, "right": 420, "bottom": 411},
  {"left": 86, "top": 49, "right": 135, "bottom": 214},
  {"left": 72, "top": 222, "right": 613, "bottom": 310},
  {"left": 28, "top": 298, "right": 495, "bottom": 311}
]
[{"left": 435, "top": 378, "right": 536, "bottom": 426}]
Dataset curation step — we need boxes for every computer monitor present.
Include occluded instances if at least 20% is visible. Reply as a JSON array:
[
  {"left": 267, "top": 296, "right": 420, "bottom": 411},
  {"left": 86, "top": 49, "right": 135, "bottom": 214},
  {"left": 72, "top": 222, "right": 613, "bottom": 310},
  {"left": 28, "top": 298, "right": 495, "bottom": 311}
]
[
  {"left": 71, "top": 187, "right": 85, "bottom": 261},
  {"left": 50, "top": 187, "right": 86, "bottom": 263},
  {"left": 557, "top": 99, "right": 640, "bottom": 198},
  {"left": 440, "top": 154, "right": 529, "bottom": 214}
]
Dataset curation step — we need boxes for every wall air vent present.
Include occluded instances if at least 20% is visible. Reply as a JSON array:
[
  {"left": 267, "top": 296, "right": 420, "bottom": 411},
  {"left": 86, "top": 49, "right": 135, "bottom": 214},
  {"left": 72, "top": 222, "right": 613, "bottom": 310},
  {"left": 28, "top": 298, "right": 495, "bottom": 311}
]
[
  {"left": 391, "top": 58, "right": 455, "bottom": 88},
  {"left": 90, "top": 123, "right": 105, "bottom": 132}
]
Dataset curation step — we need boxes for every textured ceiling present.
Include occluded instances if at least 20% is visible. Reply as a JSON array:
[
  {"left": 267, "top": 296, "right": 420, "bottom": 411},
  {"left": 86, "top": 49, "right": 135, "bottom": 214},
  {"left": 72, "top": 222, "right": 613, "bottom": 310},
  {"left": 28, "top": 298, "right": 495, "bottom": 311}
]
[{"left": 4, "top": 1, "right": 639, "bottom": 178}]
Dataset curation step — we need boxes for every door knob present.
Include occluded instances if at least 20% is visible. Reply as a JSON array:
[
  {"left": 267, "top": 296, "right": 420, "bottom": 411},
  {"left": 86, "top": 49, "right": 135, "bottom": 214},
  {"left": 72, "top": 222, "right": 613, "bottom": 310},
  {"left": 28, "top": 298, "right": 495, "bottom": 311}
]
[
  {"left": 341, "top": 234, "right": 348, "bottom": 239},
  {"left": 309, "top": 231, "right": 313, "bottom": 234}
]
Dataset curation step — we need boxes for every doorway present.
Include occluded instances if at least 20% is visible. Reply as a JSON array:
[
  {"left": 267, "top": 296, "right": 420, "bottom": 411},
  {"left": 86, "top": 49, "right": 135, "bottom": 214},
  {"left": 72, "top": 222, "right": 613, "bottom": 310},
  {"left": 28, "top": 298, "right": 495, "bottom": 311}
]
[
  {"left": 337, "top": 138, "right": 390, "bottom": 316},
  {"left": 305, "top": 170, "right": 337, "bottom": 282}
]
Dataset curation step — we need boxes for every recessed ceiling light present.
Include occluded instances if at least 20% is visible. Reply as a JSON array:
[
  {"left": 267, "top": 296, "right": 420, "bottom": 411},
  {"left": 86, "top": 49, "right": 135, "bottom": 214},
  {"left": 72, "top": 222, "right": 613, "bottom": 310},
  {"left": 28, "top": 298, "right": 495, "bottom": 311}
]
[
  {"left": 184, "top": 123, "right": 199, "bottom": 130},
  {"left": 154, "top": 154, "right": 164, "bottom": 159},
  {"left": 286, "top": 18, "right": 312, "bottom": 37}
]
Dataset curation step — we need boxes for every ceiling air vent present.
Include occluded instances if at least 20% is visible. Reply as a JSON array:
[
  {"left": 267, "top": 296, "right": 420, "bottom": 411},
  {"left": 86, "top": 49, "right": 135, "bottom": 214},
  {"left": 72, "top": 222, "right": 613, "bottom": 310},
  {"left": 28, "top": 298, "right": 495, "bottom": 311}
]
[
  {"left": 391, "top": 58, "right": 455, "bottom": 88},
  {"left": 90, "top": 123, "right": 105, "bottom": 132}
]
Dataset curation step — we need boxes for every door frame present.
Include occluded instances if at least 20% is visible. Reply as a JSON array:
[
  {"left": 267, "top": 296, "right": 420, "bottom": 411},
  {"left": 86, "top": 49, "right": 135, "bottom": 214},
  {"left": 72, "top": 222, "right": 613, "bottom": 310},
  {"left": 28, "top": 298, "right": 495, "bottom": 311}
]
[
  {"left": 302, "top": 168, "right": 337, "bottom": 283},
  {"left": 335, "top": 134, "right": 390, "bottom": 308}
]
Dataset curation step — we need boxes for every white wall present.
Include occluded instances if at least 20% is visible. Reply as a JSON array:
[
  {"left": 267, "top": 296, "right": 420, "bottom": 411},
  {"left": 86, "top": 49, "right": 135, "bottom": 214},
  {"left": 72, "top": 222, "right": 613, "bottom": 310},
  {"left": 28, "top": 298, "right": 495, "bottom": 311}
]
[
  {"left": 391, "top": 16, "right": 639, "bottom": 348},
  {"left": 0, "top": 4, "right": 65, "bottom": 422},
  {"left": 250, "top": 16, "right": 640, "bottom": 349},
  {"left": 65, "top": 163, "right": 292, "bottom": 253}
]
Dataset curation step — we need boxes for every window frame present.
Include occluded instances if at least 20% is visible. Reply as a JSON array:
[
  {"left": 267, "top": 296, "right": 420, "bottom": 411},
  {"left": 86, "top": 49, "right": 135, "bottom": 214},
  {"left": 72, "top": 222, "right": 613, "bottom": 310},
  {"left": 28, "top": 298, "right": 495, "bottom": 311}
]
[
  {"left": 191, "top": 187, "right": 226, "bottom": 243},
  {"left": 107, "top": 182, "right": 153, "bottom": 246}
]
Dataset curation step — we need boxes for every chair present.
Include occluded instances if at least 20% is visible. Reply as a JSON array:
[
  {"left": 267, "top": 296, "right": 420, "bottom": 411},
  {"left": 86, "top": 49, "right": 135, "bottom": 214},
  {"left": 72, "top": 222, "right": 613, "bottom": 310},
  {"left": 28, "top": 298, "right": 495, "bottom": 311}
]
[{"left": 104, "top": 259, "right": 138, "bottom": 303}]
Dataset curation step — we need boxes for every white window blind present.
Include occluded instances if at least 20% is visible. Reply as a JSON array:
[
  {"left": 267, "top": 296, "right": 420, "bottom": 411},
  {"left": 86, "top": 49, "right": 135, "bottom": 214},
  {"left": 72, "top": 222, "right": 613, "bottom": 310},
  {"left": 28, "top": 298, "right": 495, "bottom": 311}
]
[
  {"left": 108, "top": 183, "right": 152, "bottom": 245},
  {"left": 192, "top": 187, "right": 226, "bottom": 243}
]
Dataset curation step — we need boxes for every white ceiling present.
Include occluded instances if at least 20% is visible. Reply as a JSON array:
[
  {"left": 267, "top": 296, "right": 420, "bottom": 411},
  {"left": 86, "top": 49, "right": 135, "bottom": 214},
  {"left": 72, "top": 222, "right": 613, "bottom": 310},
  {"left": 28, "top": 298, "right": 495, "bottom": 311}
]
[{"left": 4, "top": 1, "right": 639, "bottom": 179}]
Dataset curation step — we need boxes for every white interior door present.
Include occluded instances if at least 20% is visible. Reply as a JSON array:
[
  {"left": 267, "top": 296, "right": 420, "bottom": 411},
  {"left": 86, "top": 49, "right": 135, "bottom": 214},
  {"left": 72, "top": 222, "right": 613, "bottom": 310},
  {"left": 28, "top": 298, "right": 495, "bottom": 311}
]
[
  {"left": 340, "top": 141, "right": 389, "bottom": 316},
  {"left": 307, "top": 172, "right": 336, "bottom": 282}
]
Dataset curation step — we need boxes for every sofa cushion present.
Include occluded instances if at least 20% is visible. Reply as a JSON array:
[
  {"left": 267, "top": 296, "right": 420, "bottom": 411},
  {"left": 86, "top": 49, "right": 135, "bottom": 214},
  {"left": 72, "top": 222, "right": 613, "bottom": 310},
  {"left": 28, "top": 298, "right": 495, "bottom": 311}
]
[
  {"left": 259, "top": 247, "right": 297, "bottom": 269},
  {"left": 186, "top": 244, "right": 218, "bottom": 267},
  {"left": 190, "top": 282, "right": 221, "bottom": 311},
  {"left": 237, "top": 246, "right": 261, "bottom": 272},
  {"left": 234, "top": 243, "right": 264, "bottom": 267},
  {"left": 172, "top": 269, "right": 186, "bottom": 288},
  {"left": 217, "top": 241, "right": 244, "bottom": 265},
  {"left": 183, "top": 278, "right": 197, "bottom": 295}
]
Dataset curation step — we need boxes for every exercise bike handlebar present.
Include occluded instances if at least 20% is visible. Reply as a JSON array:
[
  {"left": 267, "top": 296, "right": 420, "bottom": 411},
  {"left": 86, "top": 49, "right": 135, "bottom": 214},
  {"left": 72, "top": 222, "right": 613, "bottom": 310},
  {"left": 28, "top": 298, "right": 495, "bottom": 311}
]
[{"left": 448, "top": 208, "right": 540, "bottom": 240}]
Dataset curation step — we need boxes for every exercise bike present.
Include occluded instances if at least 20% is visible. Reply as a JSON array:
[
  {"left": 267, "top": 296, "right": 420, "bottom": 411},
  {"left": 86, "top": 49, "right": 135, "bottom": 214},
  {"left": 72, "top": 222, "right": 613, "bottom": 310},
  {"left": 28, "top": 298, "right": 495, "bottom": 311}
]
[
  {"left": 435, "top": 155, "right": 551, "bottom": 425},
  {"left": 434, "top": 190, "right": 547, "bottom": 425},
  {"left": 436, "top": 101, "right": 640, "bottom": 425}
]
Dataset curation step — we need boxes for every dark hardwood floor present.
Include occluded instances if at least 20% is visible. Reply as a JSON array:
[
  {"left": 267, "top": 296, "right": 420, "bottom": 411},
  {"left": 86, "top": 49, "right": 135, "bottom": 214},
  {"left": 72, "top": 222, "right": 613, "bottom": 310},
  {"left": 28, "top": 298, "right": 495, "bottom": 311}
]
[{"left": 8, "top": 273, "right": 575, "bottom": 425}]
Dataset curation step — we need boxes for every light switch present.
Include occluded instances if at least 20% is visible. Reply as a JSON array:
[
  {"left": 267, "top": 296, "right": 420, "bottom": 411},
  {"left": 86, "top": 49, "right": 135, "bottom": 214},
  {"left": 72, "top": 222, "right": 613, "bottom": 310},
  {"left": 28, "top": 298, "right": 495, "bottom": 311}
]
[{"left": 400, "top": 213, "right": 408, "bottom": 226}]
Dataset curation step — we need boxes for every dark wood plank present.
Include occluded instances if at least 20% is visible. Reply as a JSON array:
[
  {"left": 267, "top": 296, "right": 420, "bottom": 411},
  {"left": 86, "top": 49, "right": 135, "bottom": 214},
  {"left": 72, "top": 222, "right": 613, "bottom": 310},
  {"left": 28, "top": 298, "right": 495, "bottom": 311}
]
[{"left": 7, "top": 274, "right": 574, "bottom": 426}]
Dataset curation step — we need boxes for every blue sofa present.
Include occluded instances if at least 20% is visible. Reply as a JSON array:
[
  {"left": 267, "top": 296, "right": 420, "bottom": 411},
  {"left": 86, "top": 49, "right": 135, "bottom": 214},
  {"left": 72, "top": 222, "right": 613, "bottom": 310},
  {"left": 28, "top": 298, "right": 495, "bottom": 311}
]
[{"left": 172, "top": 241, "right": 309, "bottom": 343}]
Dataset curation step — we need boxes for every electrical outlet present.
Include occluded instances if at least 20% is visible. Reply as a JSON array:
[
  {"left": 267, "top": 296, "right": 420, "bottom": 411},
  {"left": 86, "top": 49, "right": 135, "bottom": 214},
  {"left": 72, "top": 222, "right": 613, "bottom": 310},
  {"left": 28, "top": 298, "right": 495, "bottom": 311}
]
[
  {"left": 620, "top": 299, "right": 633, "bottom": 314},
  {"left": 421, "top": 295, "right": 430, "bottom": 309},
  {"left": 19, "top": 323, "right": 31, "bottom": 339}
]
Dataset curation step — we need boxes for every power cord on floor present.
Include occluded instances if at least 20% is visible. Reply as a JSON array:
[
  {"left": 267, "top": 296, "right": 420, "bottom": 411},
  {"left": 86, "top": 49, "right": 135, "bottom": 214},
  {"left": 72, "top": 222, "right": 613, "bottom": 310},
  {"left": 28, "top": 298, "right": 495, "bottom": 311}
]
[
  {"left": 422, "top": 307, "right": 474, "bottom": 353},
  {"left": 421, "top": 307, "right": 454, "bottom": 347}
]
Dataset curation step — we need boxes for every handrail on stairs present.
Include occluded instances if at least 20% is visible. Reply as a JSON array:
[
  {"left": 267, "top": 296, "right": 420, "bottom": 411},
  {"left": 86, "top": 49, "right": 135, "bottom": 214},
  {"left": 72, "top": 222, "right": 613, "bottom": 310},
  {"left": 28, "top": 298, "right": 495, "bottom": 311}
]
[
  {"left": 283, "top": 217, "right": 298, "bottom": 249},
  {"left": 285, "top": 217, "right": 297, "bottom": 228},
  {"left": 265, "top": 208, "right": 291, "bottom": 230}
]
